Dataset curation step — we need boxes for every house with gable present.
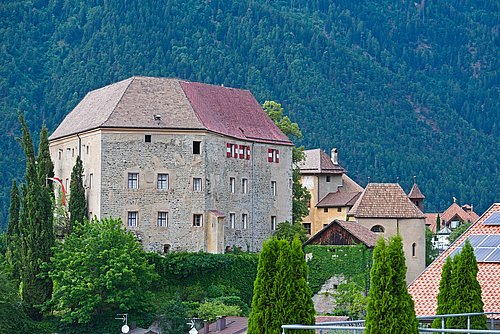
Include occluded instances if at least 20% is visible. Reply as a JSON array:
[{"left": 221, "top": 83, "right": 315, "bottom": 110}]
[
  {"left": 348, "top": 183, "right": 426, "bottom": 283},
  {"left": 409, "top": 203, "right": 500, "bottom": 320},
  {"left": 48, "top": 76, "right": 293, "bottom": 253},
  {"left": 298, "top": 148, "right": 363, "bottom": 236}
]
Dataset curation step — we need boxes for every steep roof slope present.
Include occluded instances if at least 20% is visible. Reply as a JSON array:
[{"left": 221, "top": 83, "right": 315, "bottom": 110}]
[
  {"left": 49, "top": 77, "right": 292, "bottom": 146},
  {"left": 304, "top": 219, "right": 378, "bottom": 248},
  {"left": 441, "top": 202, "right": 480, "bottom": 223},
  {"left": 408, "top": 183, "right": 425, "bottom": 199},
  {"left": 349, "top": 183, "right": 425, "bottom": 219},
  {"left": 409, "top": 203, "right": 500, "bottom": 319},
  {"left": 298, "top": 149, "right": 345, "bottom": 174}
]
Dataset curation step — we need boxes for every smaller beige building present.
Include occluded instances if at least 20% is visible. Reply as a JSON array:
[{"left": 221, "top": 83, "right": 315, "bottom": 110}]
[
  {"left": 348, "top": 183, "right": 426, "bottom": 283},
  {"left": 298, "top": 148, "right": 363, "bottom": 236}
]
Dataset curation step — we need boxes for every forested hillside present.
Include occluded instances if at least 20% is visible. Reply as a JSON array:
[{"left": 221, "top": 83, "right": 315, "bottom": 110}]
[{"left": 1, "top": 0, "right": 498, "bottom": 228}]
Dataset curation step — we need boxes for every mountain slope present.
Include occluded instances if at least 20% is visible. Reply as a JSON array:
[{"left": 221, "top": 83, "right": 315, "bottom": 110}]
[{"left": 0, "top": 0, "right": 498, "bottom": 227}]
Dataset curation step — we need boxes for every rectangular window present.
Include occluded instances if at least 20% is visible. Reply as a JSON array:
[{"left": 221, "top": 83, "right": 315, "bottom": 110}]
[
  {"left": 242, "top": 178, "right": 248, "bottom": 194},
  {"left": 230, "top": 213, "right": 236, "bottom": 229},
  {"left": 86, "top": 145, "right": 89, "bottom": 155},
  {"left": 128, "top": 211, "right": 138, "bottom": 227},
  {"left": 65, "top": 178, "right": 69, "bottom": 190},
  {"left": 303, "top": 223, "right": 312, "bottom": 235},
  {"left": 271, "top": 181, "right": 277, "bottom": 196},
  {"left": 242, "top": 213, "right": 248, "bottom": 229},
  {"left": 128, "top": 173, "right": 139, "bottom": 189},
  {"left": 230, "top": 177, "right": 236, "bottom": 193},
  {"left": 193, "top": 214, "right": 203, "bottom": 227},
  {"left": 268, "top": 148, "right": 280, "bottom": 163},
  {"left": 157, "top": 211, "right": 168, "bottom": 227},
  {"left": 326, "top": 176, "right": 331, "bottom": 182},
  {"left": 193, "top": 178, "right": 202, "bottom": 192},
  {"left": 337, "top": 207, "right": 342, "bottom": 213},
  {"left": 324, "top": 208, "right": 329, "bottom": 213},
  {"left": 89, "top": 173, "right": 93, "bottom": 189},
  {"left": 239, "top": 145, "right": 251, "bottom": 159},
  {"left": 226, "top": 143, "right": 238, "bottom": 158},
  {"left": 145, "top": 135, "right": 151, "bottom": 142},
  {"left": 157, "top": 173, "right": 169, "bottom": 190},
  {"left": 193, "top": 141, "right": 201, "bottom": 154},
  {"left": 271, "top": 216, "right": 277, "bottom": 231},
  {"left": 58, "top": 149, "right": 62, "bottom": 160}
]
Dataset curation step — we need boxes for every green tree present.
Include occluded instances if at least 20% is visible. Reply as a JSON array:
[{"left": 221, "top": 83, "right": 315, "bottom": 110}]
[
  {"left": 263, "top": 101, "right": 311, "bottom": 224},
  {"left": 447, "top": 240, "right": 486, "bottom": 329},
  {"left": 47, "top": 218, "right": 158, "bottom": 324},
  {"left": 274, "top": 220, "right": 308, "bottom": 243},
  {"left": 36, "top": 124, "right": 54, "bottom": 186},
  {"left": 436, "top": 214, "right": 441, "bottom": 231},
  {"left": 432, "top": 257, "right": 453, "bottom": 328},
  {"left": 18, "top": 114, "right": 55, "bottom": 320},
  {"left": 197, "top": 300, "right": 242, "bottom": 322},
  {"left": 6, "top": 180, "right": 21, "bottom": 279},
  {"left": 68, "top": 155, "right": 86, "bottom": 232},
  {"left": 365, "top": 236, "right": 418, "bottom": 334},
  {"left": 448, "top": 222, "right": 472, "bottom": 244},
  {"left": 426, "top": 227, "right": 438, "bottom": 266},
  {"left": 332, "top": 282, "right": 368, "bottom": 320}
]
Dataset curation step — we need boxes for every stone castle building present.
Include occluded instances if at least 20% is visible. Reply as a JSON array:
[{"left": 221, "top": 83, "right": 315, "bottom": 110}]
[{"left": 49, "top": 76, "right": 293, "bottom": 253}]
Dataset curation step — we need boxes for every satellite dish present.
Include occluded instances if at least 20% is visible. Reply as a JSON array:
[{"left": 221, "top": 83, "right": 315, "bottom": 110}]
[{"left": 121, "top": 324, "right": 130, "bottom": 333}]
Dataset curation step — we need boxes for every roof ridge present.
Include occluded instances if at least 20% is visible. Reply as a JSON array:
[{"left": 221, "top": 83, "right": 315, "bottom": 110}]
[{"left": 101, "top": 77, "right": 135, "bottom": 127}]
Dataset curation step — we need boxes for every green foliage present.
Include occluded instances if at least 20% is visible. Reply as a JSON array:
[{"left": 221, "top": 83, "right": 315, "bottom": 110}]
[
  {"left": 304, "top": 244, "right": 372, "bottom": 295},
  {"left": 36, "top": 125, "right": 54, "bottom": 186},
  {"left": 436, "top": 214, "right": 441, "bottom": 232},
  {"left": 68, "top": 156, "right": 86, "bottom": 232},
  {"left": 6, "top": 180, "right": 20, "bottom": 278},
  {"left": 248, "top": 237, "right": 314, "bottom": 334},
  {"left": 157, "top": 299, "right": 190, "bottom": 334},
  {"left": 432, "top": 257, "right": 453, "bottom": 328},
  {"left": 365, "top": 236, "right": 418, "bottom": 334},
  {"left": 426, "top": 227, "right": 438, "bottom": 266},
  {"left": 332, "top": 282, "right": 368, "bottom": 320},
  {"left": 47, "top": 218, "right": 158, "bottom": 324},
  {"left": 197, "top": 300, "right": 242, "bottom": 322},
  {"left": 448, "top": 222, "right": 472, "bottom": 244},
  {"left": 18, "top": 114, "right": 55, "bottom": 320},
  {"left": 274, "top": 220, "right": 308, "bottom": 244},
  {"left": 446, "top": 240, "right": 486, "bottom": 329}
]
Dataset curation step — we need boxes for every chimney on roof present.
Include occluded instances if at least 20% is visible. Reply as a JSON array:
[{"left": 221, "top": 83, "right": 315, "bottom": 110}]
[
  {"left": 331, "top": 148, "right": 338, "bottom": 164},
  {"left": 215, "top": 316, "right": 226, "bottom": 331}
]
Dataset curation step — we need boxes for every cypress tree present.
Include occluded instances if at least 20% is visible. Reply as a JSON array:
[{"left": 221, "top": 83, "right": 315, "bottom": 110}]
[
  {"left": 432, "top": 257, "right": 453, "bottom": 328},
  {"left": 69, "top": 155, "right": 86, "bottom": 232},
  {"left": 18, "top": 114, "right": 55, "bottom": 320},
  {"left": 7, "top": 180, "right": 21, "bottom": 279},
  {"left": 436, "top": 214, "right": 441, "bottom": 232},
  {"left": 447, "top": 240, "right": 486, "bottom": 329},
  {"left": 36, "top": 124, "right": 54, "bottom": 187},
  {"left": 272, "top": 239, "right": 293, "bottom": 333}
]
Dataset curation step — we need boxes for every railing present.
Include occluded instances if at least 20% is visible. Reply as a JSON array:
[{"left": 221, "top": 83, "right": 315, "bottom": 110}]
[{"left": 281, "top": 312, "right": 500, "bottom": 334}]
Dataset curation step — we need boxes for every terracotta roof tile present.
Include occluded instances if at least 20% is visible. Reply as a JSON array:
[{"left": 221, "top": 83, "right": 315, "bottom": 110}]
[
  {"left": 349, "top": 183, "right": 425, "bottom": 219},
  {"left": 201, "top": 316, "right": 248, "bottom": 334},
  {"left": 304, "top": 219, "right": 379, "bottom": 248},
  {"left": 316, "top": 190, "right": 362, "bottom": 208},
  {"left": 425, "top": 213, "right": 439, "bottom": 233},
  {"left": 441, "top": 202, "right": 480, "bottom": 224},
  {"left": 341, "top": 174, "right": 364, "bottom": 193},
  {"left": 408, "top": 183, "right": 425, "bottom": 199},
  {"left": 299, "top": 149, "right": 346, "bottom": 174},
  {"left": 409, "top": 203, "right": 500, "bottom": 319}
]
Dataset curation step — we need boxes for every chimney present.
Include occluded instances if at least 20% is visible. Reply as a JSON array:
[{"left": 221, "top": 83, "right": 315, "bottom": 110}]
[
  {"left": 203, "top": 320, "right": 209, "bottom": 334},
  {"left": 331, "top": 148, "right": 338, "bottom": 164},
  {"left": 215, "top": 316, "right": 226, "bottom": 331}
]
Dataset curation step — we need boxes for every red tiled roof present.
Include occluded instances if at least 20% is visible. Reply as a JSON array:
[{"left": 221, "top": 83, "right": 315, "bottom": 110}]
[
  {"left": 408, "top": 183, "right": 425, "bottom": 199},
  {"left": 408, "top": 203, "right": 500, "bottom": 319},
  {"left": 441, "top": 202, "right": 479, "bottom": 224},
  {"left": 180, "top": 81, "right": 292, "bottom": 145},
  {"left": 50, "top": 77, "right": 292, "bottom": 146},
  {"left": 349, "top": 183, "right": 425, "bottom": 219},
  {"left": 425, "top": 213, "right": 439, "bottom": 233},
  {"left": 201, "top": 316, "right": 248, "bottom": 334},
  {"left": 299, "top": 149, "right": 346, "bottom": 174}
]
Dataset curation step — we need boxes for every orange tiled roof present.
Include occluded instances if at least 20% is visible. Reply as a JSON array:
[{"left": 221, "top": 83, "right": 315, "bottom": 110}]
[
  {"left": 408, "top": 203, "right": 500, "bottom": 319},
  {"left": 408, "top": 183, "right": 425, "bottom": 199},
  {"left": 441, "top": 202, "right": 479, "bottom": 224},
  {"left": 425, "top": 213, "right": 439, "bottom": 233}
]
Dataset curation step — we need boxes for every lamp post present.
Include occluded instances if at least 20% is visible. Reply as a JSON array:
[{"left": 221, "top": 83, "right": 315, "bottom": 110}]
[{"left": 116, "top": 313, "right": 129, "bottom": 333}]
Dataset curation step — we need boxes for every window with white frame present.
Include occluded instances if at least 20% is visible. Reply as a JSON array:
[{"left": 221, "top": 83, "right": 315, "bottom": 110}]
[
  {"left": 193, "top": 214, "right": 203, "bottom": 227},
  {"left": 193, "top": 178, "right": 202, "bottom": 192},
  {"left": 242, "top": 178, "right": 248, "bottom": 194},
  {"left": 242, "top": 213, "right": 248, "bottom": 229},
  {"left": 229, "top": 213, "right": 236, "bottom": 229},
  {"left": 128, "top": 173, "right": 139, "bottom": 189},
  {"left": 157, "top": 211, "right": 168, "bottom": 227},
  {"left": 271, "top": 216, "right": 277, "bottom": 230},
  {"left": 89, "top": 173, "right": 93, "bottom": 189},
  {"left": 271, "top": 181, "right": 277, "bottom": 196},
  {"left": 127, "top": 211, "right": 138, "bottom": 227},
  {"left": 229, "top": 177, "right": 236, "bottom": 193},
  {"left": 157, "top": 173, "right": 169, "bottom": 190}
]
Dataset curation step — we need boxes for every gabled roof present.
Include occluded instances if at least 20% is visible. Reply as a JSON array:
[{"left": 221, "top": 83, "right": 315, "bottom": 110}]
[
  {"left": 298, "top": 149, "right": 345, "bottom": 174},
  {"left": 341, "top": 174, "right": 364, "bottom": 193},
  {"left": 349, "top": 183, "right": 425, "bottom": 219},
  {"left": 409, "top": 203, "right": 500, "bottom": 319},
  {"left": 49, "top": 77, "right": 293, "bottom": 146},
  {"left": 408, "top": 183, "right": 425, "bottom": 199},
  {"left": 316, "top": 190, "right": 361, "bottom": 208},
  {"left": 304, "top": 219, "right": 379, "bottom": 248},
  {"left": 425, "top": 213, "right": 439, "bottom": 233},
  {"left": 441, "top": 202, "right": 479, "bottom": 223}
]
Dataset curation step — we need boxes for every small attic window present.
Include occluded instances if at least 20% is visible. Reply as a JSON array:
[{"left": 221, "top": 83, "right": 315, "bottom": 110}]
[
  {"left": 193, "top": 141, "right": 201, "bottom": 154},
  {"left": 145, "top": 135, "right": 151, "bottom": 142}
]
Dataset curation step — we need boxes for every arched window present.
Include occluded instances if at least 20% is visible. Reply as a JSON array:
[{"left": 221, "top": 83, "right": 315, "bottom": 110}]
[
  {"left": 412, "top": 243, "right": 416, "bottom": 257},
  {"left": 371, "top": 225, "right": 385, "bottom": 233}
]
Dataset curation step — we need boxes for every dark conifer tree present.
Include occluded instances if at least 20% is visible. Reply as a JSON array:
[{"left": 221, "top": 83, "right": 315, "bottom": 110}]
[
  {"left": 17, "top": 114, "right": 54, "bottom": 320},
  {"left": 7, "top": 180, "right": 21, "bottom": 278},
  {"left": 432, "top": 256, "right": 453, "bottom": 328},
  {"left": 69, "top": 155, "right": 86, "bottom": 232},
  {"left": 36, "top": 124, "right": 54, "bottom": 187}
]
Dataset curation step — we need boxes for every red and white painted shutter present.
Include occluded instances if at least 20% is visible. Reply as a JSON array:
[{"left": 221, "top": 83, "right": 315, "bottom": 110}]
[
  {"left": 233, "top": 144, "right": 238, "bottom": 158},
  {"left": 246, "top": 146, "right": 251, "bottom": 160},
  {"left": 239, "top": 145, "right": 244, "bottom": 159},
  {"left": 276, "top": 150, "right": 280, "bottom": 163},
  {"left": 226, "top": 143, "right": 231, "bottom": 158},
  {"left": 268, "top": 149, "right": 273, "bottom": 162}
]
